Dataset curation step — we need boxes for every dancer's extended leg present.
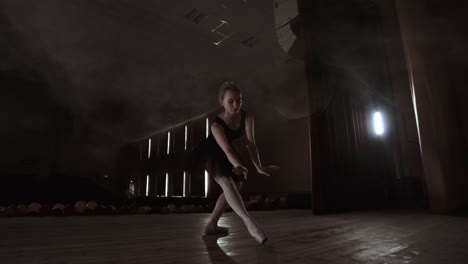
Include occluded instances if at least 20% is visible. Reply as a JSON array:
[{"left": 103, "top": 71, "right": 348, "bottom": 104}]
[
  {"left": 214, "top": 177, "right": 267, "bottom": 244},
  {"left": 210, "top": 194, "right": 228, "bottom": 223}
]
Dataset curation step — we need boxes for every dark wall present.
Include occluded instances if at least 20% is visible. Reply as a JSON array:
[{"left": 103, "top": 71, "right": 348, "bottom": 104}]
[
  {"left": 300, "top": 0, "right": 425, "bottom": 213},
  {"left": 377, "top": 0, "right": 426, "bottom": 208}
]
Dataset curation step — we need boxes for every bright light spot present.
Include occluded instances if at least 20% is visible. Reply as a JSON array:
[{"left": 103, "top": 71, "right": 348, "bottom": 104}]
[
  {"left": 167, "top": 132, "right": 171, "bottom": 155},
  {"left": 146, "top": 175, "right": 149, "bottom": 196},
  {"left": 129, "top": 181, "right": 135, "bottom": 196},
  {"left": 148, "top": 138, "right": 152, "bottom": 159},
  {"left": 183, "top": 171, "right": 186, "bottom": 197},
  {"left": 205, "top": 170, "right": 209, "bottom": 197},
  {"left": 206, "top": 118, "right": 209, "bottom": 138},
  {"left": 165, "top": 172, "right": 169, "bottom": 197},
  {"left": 373, "top": 112, "right": 384, "bottom": 135},
  {"left": 184, "top": 125, "right": 188, "bottom": 150}
]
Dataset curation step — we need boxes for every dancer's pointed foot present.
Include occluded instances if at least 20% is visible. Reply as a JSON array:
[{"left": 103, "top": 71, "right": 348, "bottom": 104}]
[
  {"left": 251, "top": 228, "right": 268, "bottom": 244},
  {"left": 205, "top": 221, "right": 230, "bottom": 235},
  {"left": 244, "top": 219, "right": 268, "bottom": 244}
]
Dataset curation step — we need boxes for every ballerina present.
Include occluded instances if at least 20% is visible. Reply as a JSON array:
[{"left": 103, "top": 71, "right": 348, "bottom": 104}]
[{"left": 193, "top": 81, "right": 279, "bottom": 244}]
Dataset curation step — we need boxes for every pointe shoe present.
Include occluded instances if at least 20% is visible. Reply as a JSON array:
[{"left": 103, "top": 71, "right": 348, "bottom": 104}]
[
  {"left": 205, "top": 221, "right": 230, "bottom": 235},
  {"left": 251, "top": 228, "right": 268, "bottom": 245},
  {"left": 245, "top": 221, "right": 268, "bottom": 244}
]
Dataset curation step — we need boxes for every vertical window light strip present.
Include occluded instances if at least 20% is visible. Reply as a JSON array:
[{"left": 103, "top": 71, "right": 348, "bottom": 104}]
[
  {"left": 165, "top": 172, "right": 169, "bottom": 197},
  {"left": 204, "top": 170, "right": 209, "bottom": 197},
  {"left": 129, "top": 180, "right": 135, "bottom": 196},
  {"left": 148, "top": 138, "right": 151, "bottom": 159},
  {"left": 205, "top": 118, "right": 209, "bottom": 138},
  {"left": 183, "top": 171, "right": 186, "bottom": 197},
  {"left": 184, "top": 125, "right": 188, "bottom": 150},
  {"left": 167, "top": 132, "right": 171, "bottom": 155},
  {"left": 146, "top": 175, "right": 149, "bottom": 196}
]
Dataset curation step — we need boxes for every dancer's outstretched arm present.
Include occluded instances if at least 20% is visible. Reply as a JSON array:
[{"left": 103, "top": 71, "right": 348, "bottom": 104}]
[
  {"left": 245, "top": 114, "right": 264, "bottom": 172},
  {"left": 245, "top": 114, "right": 280, "bottom": 177}
]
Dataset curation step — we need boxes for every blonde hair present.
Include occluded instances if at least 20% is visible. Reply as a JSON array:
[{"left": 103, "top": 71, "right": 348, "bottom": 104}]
[{"left": 218, "top": 81, "right": 242, "bottom": 100}]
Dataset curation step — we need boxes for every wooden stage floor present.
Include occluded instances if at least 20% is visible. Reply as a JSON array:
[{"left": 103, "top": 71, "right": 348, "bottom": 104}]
[{"left": 1, "top": 209, "right": 468, "bottom": 264}]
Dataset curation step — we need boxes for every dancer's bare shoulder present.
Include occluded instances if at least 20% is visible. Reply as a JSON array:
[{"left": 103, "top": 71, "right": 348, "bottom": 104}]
[{"left": 211, "top": 121, "right": 224, "bottom": 132}]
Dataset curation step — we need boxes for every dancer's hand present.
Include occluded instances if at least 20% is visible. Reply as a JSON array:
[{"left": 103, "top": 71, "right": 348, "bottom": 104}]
[
  {"left": 232, "top": 165, "right": 248, "bottom": 180},
  {"left": 257, "top": 165, "right": 280, "bottom": 177}
]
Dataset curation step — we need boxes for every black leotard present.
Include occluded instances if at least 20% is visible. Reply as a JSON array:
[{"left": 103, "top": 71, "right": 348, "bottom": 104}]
[{"left": 190, "top": 110, "right": 246, "bottom": 182}]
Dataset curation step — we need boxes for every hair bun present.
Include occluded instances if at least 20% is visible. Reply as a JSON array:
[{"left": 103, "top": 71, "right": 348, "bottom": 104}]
[
  {"left": 223, "top": 81, "right": 235, "bottom": 87},
  {"left": 218, "top": 80, "right": 241, "bottom": 99}
]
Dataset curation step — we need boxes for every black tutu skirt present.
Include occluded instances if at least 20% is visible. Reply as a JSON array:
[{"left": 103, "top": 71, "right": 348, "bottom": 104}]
[{"left": 188, "top": 136, "right": 244, "bottom": 183}]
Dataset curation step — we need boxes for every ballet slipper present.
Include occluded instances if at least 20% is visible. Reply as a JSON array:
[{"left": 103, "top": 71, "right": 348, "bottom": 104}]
[
  {"left": 250, "top": 228, "right": 268, "bottom": 244},
  {"left": 205, "top": 221, "right": 230, "bottom": 235},
  {"left": 244, "top": 220, "right": 268, "bottom": 244}
]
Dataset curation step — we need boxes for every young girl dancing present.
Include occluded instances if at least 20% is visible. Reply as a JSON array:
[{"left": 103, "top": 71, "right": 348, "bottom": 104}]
[{"left": 193, "top": 81, "right": 279, "bottom": 244}]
